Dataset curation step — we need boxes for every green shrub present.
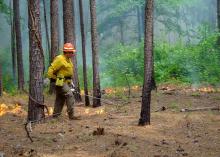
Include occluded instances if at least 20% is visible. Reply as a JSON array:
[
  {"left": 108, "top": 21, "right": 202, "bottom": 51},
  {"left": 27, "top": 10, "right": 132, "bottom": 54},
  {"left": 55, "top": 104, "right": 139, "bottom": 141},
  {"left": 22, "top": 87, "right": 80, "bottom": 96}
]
[{"left": 101, "top": 33, "right": 220, "bottom": 87}]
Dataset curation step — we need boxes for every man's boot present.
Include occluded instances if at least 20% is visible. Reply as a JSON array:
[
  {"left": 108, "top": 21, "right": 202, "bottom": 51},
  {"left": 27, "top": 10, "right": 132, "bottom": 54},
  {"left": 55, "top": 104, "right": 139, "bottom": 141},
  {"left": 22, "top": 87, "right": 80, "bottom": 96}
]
[{"left": 68, "top": 110, "right": 81, "bottom": 120}]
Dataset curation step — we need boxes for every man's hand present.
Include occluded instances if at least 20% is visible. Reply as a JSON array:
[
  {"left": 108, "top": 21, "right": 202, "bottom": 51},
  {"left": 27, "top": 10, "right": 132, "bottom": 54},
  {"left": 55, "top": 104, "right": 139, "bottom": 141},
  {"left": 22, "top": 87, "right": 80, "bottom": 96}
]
[
  {"left": 43, "top": 78, "right": 50, "bottom": 86},
  {"left": 44, "top": 78, "right": 56, "bottom": 86}
]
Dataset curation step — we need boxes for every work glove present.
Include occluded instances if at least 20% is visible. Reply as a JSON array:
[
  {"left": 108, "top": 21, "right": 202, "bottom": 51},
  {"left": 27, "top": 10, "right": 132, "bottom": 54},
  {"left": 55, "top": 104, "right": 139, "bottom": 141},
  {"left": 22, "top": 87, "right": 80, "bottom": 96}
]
[
  {"left": 43, "top": 78, "right": 50, "bottom": 86},
  {"left": 71, "top": 81, "right": 75, "bottom": 88},
  {"left": 70, "top": 81, "right": 76, "bottom": 93}
]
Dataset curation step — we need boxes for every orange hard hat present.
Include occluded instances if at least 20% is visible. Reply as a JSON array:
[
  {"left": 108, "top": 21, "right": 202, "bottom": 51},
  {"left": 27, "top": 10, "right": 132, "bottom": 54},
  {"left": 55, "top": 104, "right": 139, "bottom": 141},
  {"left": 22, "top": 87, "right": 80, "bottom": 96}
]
[{"left": 63, "top": 43, "right": 76, "bottom": 52}]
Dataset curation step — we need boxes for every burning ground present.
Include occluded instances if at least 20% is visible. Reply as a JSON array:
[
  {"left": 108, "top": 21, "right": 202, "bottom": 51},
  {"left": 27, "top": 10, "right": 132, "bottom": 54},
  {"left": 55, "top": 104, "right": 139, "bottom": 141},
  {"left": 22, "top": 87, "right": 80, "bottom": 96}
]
[{"left": 0, "top": 85, "right": 220, "bottom": 157}]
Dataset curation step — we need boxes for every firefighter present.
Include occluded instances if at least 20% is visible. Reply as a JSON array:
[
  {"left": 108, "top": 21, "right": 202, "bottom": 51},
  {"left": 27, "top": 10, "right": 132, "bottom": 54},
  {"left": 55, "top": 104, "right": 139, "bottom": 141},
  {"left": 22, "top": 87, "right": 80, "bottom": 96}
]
[{"left": 47, "top": 43, "right": 79, "bottom": 120}]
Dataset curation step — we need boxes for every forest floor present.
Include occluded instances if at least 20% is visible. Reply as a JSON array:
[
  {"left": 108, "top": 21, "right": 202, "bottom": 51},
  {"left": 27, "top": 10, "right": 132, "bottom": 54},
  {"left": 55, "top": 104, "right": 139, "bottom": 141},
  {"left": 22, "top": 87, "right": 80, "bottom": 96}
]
[{"left": 0, "top": 84, "right": 220, "bottom": 157}]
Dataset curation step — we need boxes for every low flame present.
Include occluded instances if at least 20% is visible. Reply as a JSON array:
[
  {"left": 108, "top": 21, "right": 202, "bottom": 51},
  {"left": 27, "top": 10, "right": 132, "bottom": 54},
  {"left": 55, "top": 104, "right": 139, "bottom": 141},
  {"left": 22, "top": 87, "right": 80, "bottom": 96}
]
[
  {"left": 0, "top": 104, "right": 8, "bottom": 116},
  {"left": 198, "top": 87, "right": 216, "bottom": 93},
  {"left": 85, "top": 108, "right": 90, "bottom": 114},
  {"left": 102, "top": 85, "right": 141, "bottom": 95},
  {"left": 0, "top": 103, "right": 24, "bottom": 116},
  {"left": 161, "top": 85, "right": 220, "bottom": 93},
  {"left": 95, "top": 108, "right": 105, "bottom": 115},
  {"left": 105, "top": 88, "right": 116, "bottom": 94},
  {"left": 131, "top": 85, "right": 139, "bottom": 90},
  {"left": 47, "top": 107, "right": 53, "bottom": 115},
  {"left": 84, "top": 108, "right": 105, "bottom": 115}
]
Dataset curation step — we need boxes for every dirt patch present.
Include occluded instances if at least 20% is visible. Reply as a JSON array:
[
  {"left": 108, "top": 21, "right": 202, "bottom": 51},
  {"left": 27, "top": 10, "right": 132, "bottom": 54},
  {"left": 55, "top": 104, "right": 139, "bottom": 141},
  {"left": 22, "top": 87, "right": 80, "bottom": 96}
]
[{"left": 0, "top": 86, "right": 220, "bottom": 157}]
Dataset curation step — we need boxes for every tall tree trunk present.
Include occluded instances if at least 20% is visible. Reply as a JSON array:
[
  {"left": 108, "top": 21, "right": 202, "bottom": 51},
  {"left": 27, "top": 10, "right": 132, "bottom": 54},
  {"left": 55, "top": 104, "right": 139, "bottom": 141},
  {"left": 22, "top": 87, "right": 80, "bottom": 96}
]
[
  {"left": 63, "top": 0, "right": 82, "bottom": 102},
  {"left": 27, "top": 0, "right": 45, "bottom": 121},
  {"left": 0, "top": 65, "right": 2, "bottom": 97},
  {"left": 209, "top": 0, "right": 216, "bottom": 30},
  {"left": 139, "top": 0, "right": 154, "bottom": 126},
  {"left": 79, "top": 0, "right": 90, "bottom": 106},
  {"left": 43, "top": 0, "right": 51, "bottom": 56},
  {"left": 90, "top": 0, "right": 101, "bottom": 107},
  {"left": 141, "top": 5, "right": 145, "bottom": 35},
  {"left": 137, "top": 6, "right": 142, "bottom": 42},
  {"left": 217, "top": 0, "right": 220, "bottom": 44},
  {"left": 10, "top": 0, "right": 16, "bottom": 81},
  {"left": 58, "top": 1, "right": 63, "bottom": 50},
  {"left": 218, "top": 0, "right": 220, "bottom": 30},
  {"left": 119, "top": 19, "right": 125, "bottom": 45},
  {"left": 49, "top": 0, "right": 59, "bottom": 94},
  {"left": 13, "top": 0, "right": 24, "bottom": 91}
]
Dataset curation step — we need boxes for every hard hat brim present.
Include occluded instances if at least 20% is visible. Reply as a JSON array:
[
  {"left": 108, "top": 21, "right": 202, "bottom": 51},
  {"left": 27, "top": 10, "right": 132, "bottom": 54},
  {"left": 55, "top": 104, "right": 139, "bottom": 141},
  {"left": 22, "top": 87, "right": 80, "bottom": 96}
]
[{"left": 63, "top": 49, "right": 76, "bottom": 52}]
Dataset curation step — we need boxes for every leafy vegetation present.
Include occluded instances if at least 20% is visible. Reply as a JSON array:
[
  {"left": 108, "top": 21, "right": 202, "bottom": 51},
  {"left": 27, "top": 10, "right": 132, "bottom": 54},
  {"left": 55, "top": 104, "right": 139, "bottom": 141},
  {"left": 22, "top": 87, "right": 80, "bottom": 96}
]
[
  {"left": 101, "top": 32, "right": 220, "bottom": 87},
  {"left": 0, "top": 0, "right": 10, "bottom": 15},
  {"left": 0, "top": 0, "right": 219, "bottom": 93},
  {"left": 1, "top": 29, "right": 219, "bottom": 92}
]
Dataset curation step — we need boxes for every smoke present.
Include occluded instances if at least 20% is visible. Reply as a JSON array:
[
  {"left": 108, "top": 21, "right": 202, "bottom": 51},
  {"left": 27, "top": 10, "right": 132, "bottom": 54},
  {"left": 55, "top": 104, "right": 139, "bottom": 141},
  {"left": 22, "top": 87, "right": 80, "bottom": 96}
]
[{"left": 0, "top": 0, "right": 218, "bottom": 89}]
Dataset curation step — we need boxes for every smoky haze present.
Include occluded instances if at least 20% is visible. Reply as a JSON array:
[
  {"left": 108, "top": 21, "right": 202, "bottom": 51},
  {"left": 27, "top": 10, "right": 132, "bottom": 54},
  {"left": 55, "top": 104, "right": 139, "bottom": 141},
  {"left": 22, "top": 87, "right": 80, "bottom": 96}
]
[{"left": 0, "top": 0, "right": 217, "bottom": 88}]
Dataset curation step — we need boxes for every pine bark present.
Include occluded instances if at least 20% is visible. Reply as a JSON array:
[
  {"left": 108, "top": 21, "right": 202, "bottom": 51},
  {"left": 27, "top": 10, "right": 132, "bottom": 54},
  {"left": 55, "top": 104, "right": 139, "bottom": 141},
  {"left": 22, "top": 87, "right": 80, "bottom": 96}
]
[
  {"left": 119, "top": 19, "right": 124, "bottom": 45},
  {"left": 10, "top": 0, "right": 16, "bottom": 81},
  {"left": 63, "top": 0, "right": 82, "bottom": 102},
  {"left": 137, "top": 6, "right": 142, "bottom": 42},
  {"left": 0, "top": 65, "right": 2, "bottom": 97},
  {"left": 58, "top": 1, "right": 63, "bottom": 50},
  {"left": 141, "top": 6, "right": 145, "bottom": 35},
  {"left": 218, "top": 0, "right": 220, "bottom": 31},
  {"left": 43, "top": 0, "right": 51, "bottom": 55},
  {"left": 139, "top": 0, "right": 154, "bottom": 126},
  {"left": 50, "top": 0, "right": 58, "bottom": 62},
  {"left": 49, "top": 0, "right": 59, "bottom": 94},
  {"left": 90, "top": 0, "right": 101, "bottom": 107},
  {"left": 217, "top": 0, "right": 220, "bottom": 44},
  {"left": 13, "top": 0, "right": 24, "bottom": 91},
  {"left": 27, "top": 0, "right": 45, "bottom": 121},
  {"left": 79, "top": 0, "right": 90, "bottom": 106}
]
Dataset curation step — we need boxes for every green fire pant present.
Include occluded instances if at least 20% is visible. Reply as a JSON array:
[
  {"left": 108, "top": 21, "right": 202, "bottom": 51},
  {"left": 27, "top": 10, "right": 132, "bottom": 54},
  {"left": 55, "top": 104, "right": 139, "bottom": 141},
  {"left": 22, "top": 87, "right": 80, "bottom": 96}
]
[{"left": 53, "top": 83, "right": 74, "bottom": 119}]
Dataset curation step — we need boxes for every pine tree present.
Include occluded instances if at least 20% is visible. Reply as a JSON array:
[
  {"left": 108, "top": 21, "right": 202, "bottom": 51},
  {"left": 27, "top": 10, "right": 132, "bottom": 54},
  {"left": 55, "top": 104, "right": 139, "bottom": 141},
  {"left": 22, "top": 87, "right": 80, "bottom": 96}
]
[
  {"left": 13, "top": 0, "right": 24, "bottom": 91},
  {"left": 139, "top": 0, "right": 154, "bottom": 126},
  {"left": 49, "top": 0, "right": 59, "bottom": 94},
  {"left": 79, "top": 0, "right": 90, "bottom": 106},
  {"left": 63, "top": 0, "right": 82, "bottom": 102},
  {"left": 90, "top": 0, "right": 101, "bottom": 107},
  {"left": 27, "top": 0, "right": 45, "bottom": 121}
]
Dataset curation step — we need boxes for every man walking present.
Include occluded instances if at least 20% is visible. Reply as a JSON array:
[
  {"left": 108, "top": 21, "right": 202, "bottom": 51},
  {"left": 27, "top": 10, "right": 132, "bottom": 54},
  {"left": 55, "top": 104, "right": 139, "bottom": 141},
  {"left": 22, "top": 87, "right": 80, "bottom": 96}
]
[{"left": 47, "top": 43, "right": 79, "bottom": 120}]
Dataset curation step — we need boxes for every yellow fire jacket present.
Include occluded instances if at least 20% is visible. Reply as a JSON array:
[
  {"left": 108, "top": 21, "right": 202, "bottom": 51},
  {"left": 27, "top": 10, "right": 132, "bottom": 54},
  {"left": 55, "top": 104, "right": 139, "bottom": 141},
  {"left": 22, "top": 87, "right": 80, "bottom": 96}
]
[{"left": 47, "top": 54, "right": 74, "bottom": 80}]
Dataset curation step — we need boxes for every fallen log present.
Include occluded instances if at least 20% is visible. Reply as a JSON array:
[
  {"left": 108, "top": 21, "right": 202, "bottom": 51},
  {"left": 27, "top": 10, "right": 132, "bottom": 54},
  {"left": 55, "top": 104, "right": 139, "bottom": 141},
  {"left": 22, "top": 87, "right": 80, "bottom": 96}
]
[{"left": 180, "top": 106, "right": 220, "bottom": 112}]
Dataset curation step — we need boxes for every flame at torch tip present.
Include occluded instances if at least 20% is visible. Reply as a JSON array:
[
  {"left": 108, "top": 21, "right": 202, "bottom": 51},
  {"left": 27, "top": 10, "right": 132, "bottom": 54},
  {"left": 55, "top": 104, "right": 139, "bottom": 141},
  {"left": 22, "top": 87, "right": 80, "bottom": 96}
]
[{"left": 48, "top": 107, "right": 53, "bottom": 115}]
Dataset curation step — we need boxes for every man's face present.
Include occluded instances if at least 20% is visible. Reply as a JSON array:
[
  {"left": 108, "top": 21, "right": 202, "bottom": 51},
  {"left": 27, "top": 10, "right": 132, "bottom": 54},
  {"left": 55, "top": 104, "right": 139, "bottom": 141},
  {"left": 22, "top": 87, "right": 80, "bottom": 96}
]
[{"left": 64, "top": 51, "right": 75, "bottom": 58}]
